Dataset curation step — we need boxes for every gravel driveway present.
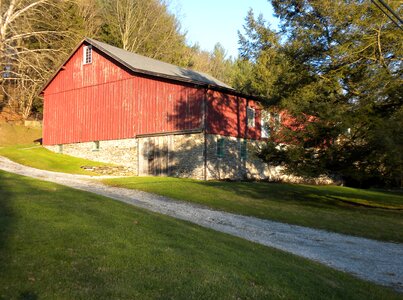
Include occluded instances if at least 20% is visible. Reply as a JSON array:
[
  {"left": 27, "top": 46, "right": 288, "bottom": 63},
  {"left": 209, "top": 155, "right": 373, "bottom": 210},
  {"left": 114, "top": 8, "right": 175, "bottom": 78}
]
[{"left": 1, "top": 156, "right": 402, "bottom": 292}]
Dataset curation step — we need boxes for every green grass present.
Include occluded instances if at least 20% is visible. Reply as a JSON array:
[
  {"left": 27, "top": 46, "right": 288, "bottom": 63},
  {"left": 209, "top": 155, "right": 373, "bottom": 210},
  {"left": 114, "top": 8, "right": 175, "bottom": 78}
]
[
  {"left": 0, "top": 123, "right": 111, "bottom": 175},
  {"left": 0, "top": 145, "right": 111, "bottom": 176},
  {"left": 0, "top": 123, "right": 41, "bottom": 146},
  {"left": 103, "top": 176, "right": 403, "bottom": 243},
  {"left": 0, "top": 171, "right": 401, "bottom": 299}
]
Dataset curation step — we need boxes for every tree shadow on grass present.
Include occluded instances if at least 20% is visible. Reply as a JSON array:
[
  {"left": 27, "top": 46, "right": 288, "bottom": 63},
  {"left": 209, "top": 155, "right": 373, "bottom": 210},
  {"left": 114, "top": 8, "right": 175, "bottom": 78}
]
[
  {"left": 0, "top": 171, "right": 14, "bottom": 256},
  {"left": 18, "top": 291, "right": 38, "bottom": 300},
  {"left": 0, "top": 171, "right": 111, "bottom": 298},
  {"left": 197, "top": 180, "right": 403, "bottom": 211},
  {"left": 0, "top": 171, "right": 20, "bottom": 297}
]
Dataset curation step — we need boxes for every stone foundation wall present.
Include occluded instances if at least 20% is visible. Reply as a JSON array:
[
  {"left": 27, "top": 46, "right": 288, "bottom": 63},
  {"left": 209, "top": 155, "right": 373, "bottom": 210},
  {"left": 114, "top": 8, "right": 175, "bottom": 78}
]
[
  {"left": 45, "top": 133, "right": 334, "bottom": 184},
  {"left": 205, "top": 134, "right": 270, "bottom": 180},
  {"left": 205, "top": 134, "right": 334, "bottom": 184},
  {"left": 45, "top": 133, "right": 205, "bottom": 179},
  {"left": 45, "top": 138, "right": 138, "bottom": 173},
  {"left": 137, "top": 133, "right": 205, "bottom": 179}
]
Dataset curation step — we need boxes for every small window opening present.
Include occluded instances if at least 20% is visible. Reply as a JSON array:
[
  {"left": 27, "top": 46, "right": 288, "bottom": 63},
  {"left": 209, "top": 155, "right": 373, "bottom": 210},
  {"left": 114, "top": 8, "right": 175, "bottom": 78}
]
[
  {"left": 247, "top": 107, "right": 255, "bottom": 128},
  {"left": 217, "top": 138, "right": 225, "bottom": 158},
  {"left": 93, "top": 141, "right": 100, "bottom": 151},
  {"left": 240, "top": 140, "right": 247, "bottom": 160},
  {"left": 261, "top": 111, "right": 271, "bottom": 138},
  {"left": 83, "top": 45, "right": 92, "bottom": 64},
  {"left": 274, "top": 112, "right": 281, "bottom": 130},
  {"left": 58, "top": 144, "right": 63, "bottom": 154}
]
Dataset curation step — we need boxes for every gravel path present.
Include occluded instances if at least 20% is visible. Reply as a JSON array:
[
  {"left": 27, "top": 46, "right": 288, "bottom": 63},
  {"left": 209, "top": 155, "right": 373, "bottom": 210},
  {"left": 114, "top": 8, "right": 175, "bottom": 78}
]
[{"left": 1, "top": 156, "right": 402, "bottom": 292}]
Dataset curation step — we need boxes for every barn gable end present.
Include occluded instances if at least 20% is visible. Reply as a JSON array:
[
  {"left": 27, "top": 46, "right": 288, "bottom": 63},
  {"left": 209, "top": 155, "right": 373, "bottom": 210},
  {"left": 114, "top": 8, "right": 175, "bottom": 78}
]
[{"left": 43, "top": 41, "right": 206, "bottom": 145}]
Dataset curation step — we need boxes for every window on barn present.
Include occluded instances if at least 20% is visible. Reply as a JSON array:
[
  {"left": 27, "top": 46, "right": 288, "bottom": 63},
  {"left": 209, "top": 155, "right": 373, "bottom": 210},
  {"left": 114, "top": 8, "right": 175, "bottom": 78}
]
[
  {"left": 93, "top": 141, "right": 100, "bottom": 151},
  {"left": 83, "top": 45, "right": 92, "bottom": 64},
  {"left": 247, "top": 107, "right": 255, "bottom": 128},
  {"left": 58, "top": 144, "right": 63, "bottom": 154},
  {"left": 261, "top": 111, "right": 271, "bottom": 138},
  {"left": 274, "top": 113, "right": 281, "bottom": 130},
  {"left": 240, "top": 139, "right": 247, "bottom": 160},
  {"left": 217, "top": 138, "right": 225, "bottom": 158}
]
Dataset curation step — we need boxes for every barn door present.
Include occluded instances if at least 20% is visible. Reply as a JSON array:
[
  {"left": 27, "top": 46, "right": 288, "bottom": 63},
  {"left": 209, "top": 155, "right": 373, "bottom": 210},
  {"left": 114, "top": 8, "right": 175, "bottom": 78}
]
[
  {"left": 147, "top": 140, "right": 155, "bottom": 175},
  {"left": 147, "top": 137, "right": 169, "bottom": 176},
  {"left": 159, "top": 138, "right": 169, "bottom": 176}
]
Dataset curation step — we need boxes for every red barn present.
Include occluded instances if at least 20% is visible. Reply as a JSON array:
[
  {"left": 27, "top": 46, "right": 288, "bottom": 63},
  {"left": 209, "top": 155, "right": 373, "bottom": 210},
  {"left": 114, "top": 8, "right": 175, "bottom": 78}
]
[{"left": 41, "top": 38, "right": 273, "bottom": 180}]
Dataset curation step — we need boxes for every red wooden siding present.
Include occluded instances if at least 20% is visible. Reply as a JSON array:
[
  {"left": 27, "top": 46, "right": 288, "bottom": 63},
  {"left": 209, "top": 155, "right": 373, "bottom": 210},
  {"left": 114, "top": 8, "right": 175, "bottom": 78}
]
[
  {"left": 206, "top": 90, "right": 261, "bottom": 139},
  {"left": 43, "top": 44, "right": 204, "bottom": 145},
  {"left": 43, "top": 42, "right": 262, "bottom": 145},
  {"left": 45, "top": 45, "right": 132, "bottom": 94}
]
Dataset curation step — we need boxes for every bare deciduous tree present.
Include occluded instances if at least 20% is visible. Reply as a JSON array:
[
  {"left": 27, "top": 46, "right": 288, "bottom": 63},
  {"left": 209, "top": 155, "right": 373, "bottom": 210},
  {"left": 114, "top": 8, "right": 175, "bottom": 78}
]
[
  {"left": 103, "top": 0, "right": 186, "bottom": 64},
  {"left": 0, "top": 0, "right": 234, "bottom": 119},
  {"left": 0, "top": 0, "right": 71, "bottom": 118}
]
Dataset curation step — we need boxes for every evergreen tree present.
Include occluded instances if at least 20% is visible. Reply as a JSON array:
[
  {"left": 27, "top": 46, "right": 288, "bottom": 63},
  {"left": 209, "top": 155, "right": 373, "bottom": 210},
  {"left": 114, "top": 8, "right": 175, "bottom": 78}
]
[{"left": 238, "top": 2, "right": 402, "bottom": 187}]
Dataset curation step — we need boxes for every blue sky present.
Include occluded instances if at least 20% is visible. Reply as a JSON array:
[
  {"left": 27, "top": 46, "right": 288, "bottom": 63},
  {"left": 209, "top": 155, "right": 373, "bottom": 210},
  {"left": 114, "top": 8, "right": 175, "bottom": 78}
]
[{"left": 168, "top": 0, "right": 280, "bottom": 59}]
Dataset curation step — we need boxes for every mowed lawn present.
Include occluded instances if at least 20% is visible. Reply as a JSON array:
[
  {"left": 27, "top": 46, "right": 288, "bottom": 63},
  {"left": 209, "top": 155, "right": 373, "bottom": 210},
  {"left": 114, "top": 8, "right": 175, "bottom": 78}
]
[
  {"left": 0, "top": 123, "right": 110, "bottom": 176},
  {"left": 1, "top": 124, "right": 402, "bottom": 242},
  {"left": 0, "top": 145, "right": 110, "bottom": 176},
  {"left": 0, "top": 171, "right": 401, "bottom": 299},
  {"left": 103, "top": 176, "right": 403, "bottom": 243}
]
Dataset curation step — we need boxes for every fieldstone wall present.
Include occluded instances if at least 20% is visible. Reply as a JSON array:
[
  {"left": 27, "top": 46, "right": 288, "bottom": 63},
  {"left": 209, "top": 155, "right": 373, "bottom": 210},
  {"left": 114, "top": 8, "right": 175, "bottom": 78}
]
[
  {"left": 205, "top": 134, "right": 271, "bottom": 180},
  {"left": 45, "top": 133, "right": 334, "bottom": 184},
  {"left": 171, "top": 133, "right": 205, "bottom": 179},
  {"left": 45, "top": 138, "right": 138, "bottom": 173},
  {"left": 206, "top": 135, "right": 246, "bottom": 180},
  {"left": 45, "top": 133, "right": 205, "bottom": 179},
  {"left": 137, "top": 133, "right": 205, "bottom": 179},
  {"left": 205, "top": 134, "right": 334, "bottom": 184}
]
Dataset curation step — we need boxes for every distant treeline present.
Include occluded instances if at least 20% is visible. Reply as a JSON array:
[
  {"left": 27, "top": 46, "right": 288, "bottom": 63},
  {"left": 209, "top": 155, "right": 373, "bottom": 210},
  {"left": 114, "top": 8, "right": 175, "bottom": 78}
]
[{"left": 0, "top": 0, "right": 236, "bottom": 119}]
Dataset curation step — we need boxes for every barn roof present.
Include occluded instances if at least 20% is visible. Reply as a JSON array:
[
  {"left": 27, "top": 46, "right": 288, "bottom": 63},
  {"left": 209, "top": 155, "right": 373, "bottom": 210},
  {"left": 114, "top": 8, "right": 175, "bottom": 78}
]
[
  {"left": 85, "top": 38, "right": 233, "bottom": 90},
  {"left": 41, "top": 38, "right": 267, "bottom": 101}
]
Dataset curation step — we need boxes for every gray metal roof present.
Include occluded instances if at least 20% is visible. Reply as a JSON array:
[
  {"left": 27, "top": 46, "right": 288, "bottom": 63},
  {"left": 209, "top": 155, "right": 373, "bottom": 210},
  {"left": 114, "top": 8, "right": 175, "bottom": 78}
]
[{"left": 85, "top": 38, "right": 233, "bottom": 90}]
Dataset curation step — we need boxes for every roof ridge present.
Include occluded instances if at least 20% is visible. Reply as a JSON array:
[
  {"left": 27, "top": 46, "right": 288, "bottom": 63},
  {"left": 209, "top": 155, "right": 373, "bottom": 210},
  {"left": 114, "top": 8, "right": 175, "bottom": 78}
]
[
  {"left": 84, "top": 37, "right": 233, "bottom": 90},
  {"left": 85, "top": 37, "right": 182, "bottom": 69}
]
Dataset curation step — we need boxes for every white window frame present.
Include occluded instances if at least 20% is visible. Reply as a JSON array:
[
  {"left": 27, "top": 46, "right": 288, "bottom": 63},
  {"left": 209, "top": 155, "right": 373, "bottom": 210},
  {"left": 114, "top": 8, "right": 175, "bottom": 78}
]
[
  {"left": 247, "top": 106, "right": 255, "bottom": 128},
  {"left": 261, "top": 111, "right": 271, "bottom": 138},
  {"left": 83, "top": 45, "right": 92, "bottom": 65}
]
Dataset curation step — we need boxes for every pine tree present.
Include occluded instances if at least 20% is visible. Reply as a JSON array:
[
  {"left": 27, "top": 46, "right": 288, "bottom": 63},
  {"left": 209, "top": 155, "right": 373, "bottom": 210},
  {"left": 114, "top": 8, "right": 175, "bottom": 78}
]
[{"left": 238, "top": 2, "right": 402, "bottom": 187}]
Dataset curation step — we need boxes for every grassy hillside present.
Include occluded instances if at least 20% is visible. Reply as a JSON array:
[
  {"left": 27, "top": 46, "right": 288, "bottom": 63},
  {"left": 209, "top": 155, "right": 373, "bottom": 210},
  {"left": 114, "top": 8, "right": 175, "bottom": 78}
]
[
  {"left": 0, "top": 170, "right": 400, "bottom": 299},
  {"left": 103, "top": 176, "right": 403, "bottom": 242},
  {"left": 0, "top": 123, "right": 41, "bottom": 146},
  {"left": 2, "top": 122, "right": 402, "bottom": 243},
  {"left": 0, "top": 145, "right": 111, "bottom": 176},
  {"left": 0, "top": 123, "right": 112, "bottom": 176}
]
